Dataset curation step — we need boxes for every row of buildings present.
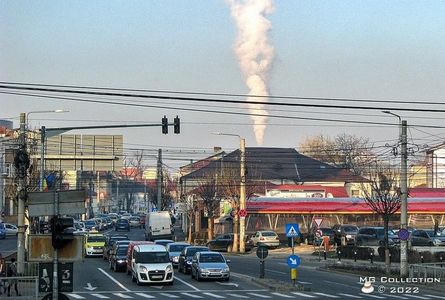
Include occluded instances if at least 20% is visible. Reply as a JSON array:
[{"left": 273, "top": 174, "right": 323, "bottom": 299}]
[{"left": 1, "top": 119, "right": 445, "bottom": 234}]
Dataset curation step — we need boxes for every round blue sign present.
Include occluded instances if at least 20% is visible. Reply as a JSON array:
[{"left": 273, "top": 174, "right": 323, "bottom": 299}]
[
  {"left": 287, "top": 255, "right": 301, "bottom": 268},
  {"left": 398, "top": 228, "right": 410, "bottom": 241}
]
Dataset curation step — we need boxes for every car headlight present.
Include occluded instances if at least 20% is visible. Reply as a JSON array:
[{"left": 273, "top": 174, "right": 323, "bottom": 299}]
[
  {"left": 172, "top": 256, "right": 179, "bottom": 262},
  {"left": 346, "top": 234, "right": 352, "bottom": 238},
  {"left": 223, "top": 267, "right": 230, "bottom": 272},
  {"left": 139, "top": 266, "right": 148, "bottom": 272},
  {"left": 434, "top": 239, "right": 441, "bottom": 245},
  {"left": 117, "top": 260, "right": 125, "bottom": 263},
  {"left": 186, "top": 260, "right": 192, "bottom": 265},
  {"left": 166, "top": 265, "right": 173, "bottom": 272},
  {"left": 200, "top": 268, "right": 209, "bottom": 273}
]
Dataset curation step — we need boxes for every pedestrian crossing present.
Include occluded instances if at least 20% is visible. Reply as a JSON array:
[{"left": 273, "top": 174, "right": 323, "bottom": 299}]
[{"left": 65, "top": 291, "right": 445, "bottom": 300}]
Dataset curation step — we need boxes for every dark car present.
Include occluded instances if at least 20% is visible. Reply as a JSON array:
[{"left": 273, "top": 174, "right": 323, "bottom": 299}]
[
  {"left": 103, "top": 235, "right": 129, "bottom": 261},
  {"left": 109, "top": 245, "right": 129, "bottom": 272},
  {"left": 115, "top": 219, "right": 130, "bottom": 232},
  {"left": 355, "top": 227, "right": 399, "bottom": 246},
  {"left": 206, "top": 234, "right": 251, "bottom": 252},
  {"left": 306, "top": 227, "right": 335, "bottom": 246},
  {"left": 178, "top": 246, "right": 209, "bottom": 274},
  {"left": 84, "top": 220, "right": 98, "bottom": 232},
  {"left": 410, "top": 229, "right": 445, "bottom": 246},
  {"left": 166, "top": 242, "right": 191, "bottom": 267},
  {"left": 332, "top": 224, "right": 359, "bottom": 245}
]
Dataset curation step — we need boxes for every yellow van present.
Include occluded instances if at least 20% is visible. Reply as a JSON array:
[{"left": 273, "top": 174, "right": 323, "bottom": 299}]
[{"left": 85, "top": 233, "right": 106, "bottom": 257}]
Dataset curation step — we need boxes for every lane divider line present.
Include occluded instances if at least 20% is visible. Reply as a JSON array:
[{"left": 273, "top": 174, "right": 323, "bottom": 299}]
[{"left": 97, "top": 267, "right": 131, "bottom": 292}]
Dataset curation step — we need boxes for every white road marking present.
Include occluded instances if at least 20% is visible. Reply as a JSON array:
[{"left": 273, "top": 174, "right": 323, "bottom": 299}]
[
  {"left": 67, "top": 294, "right": 86, "bottom": 299},
  {"left": 113, "top": 293, "right": 133, "bottom": 298},
  {"left": 271, "top": 292, "right": 294, "bottom": 298},
  {"left": 180, "top": 292, "right": 203, "bottom": 298},
  {"left": 404, "top": 295, "right": 432, "bottom": 300},
  {"left": 134, "top": 293, "right": 155, "bottom": 298},
  {"left": 338, "top": 293, "right": 362, "bottom": 298},
  {"left": 226, "top": 293, "right": 250, "bottom": 299},
  {"left": 91, "top": 294, "right": 109, "bottom": 299},
  {"left": 291, "top": 292, "right": 317, "bottom": 298},
  {"left": 425, "top": 295, "right": 445, "bottom": 300},
  {"left": 265, "top": 269, "right": 287, "bottom": 275},
  {"left": 247, "top": 293, "right": 271, "bottom": 298},
  {"left": 203, "top": 292, "right": 225, "bottom": 298},
  {"left": 313, "top": 292, "right": 340, "bottom": 298},
  {"left": 174, "top": 276, "right": 201, "bottom": 292},
  {"left": 360, "top": 294, "right": 385, "bottom": 299},
  {"left": 160, "top": 293, "right": 180, "bottom": 298},
  {"left": 97, "top": 268, "right": 131, "bottom": 292}
]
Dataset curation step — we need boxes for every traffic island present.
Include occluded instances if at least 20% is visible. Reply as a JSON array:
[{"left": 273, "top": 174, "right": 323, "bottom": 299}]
[{"left": 250, "top": 277, "right": 312, "bottom": 292}]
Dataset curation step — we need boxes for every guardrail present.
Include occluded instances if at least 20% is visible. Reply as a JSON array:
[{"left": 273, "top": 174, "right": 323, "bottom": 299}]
[
  {"left": 409, "top": 263, "right": 445, "bottom": 283},
  {"left": 0, "top": 276, "right": 39, "bottom": 299}
]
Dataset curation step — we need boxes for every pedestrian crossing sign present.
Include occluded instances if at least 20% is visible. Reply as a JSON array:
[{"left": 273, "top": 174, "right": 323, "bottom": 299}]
[{"left": 285, "top": 223, "right": 300, "bottom": 237}]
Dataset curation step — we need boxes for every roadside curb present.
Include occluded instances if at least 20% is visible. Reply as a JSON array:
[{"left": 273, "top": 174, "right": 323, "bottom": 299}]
[{"left": 231, "top": 272, "right": 311, "bottom": 292}]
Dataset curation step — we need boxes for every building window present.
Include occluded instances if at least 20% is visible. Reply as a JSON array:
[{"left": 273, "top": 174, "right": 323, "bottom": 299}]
[{"left": 351, "top": 190, "right": 361, "bottom": 197}]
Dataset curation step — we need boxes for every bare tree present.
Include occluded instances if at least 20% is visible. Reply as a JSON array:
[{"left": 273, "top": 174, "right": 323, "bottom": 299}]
[
  {"left": 195, "top": 178, "right": 221, "bottom": 241},
  {"left": 359, "top": 160, "right": 401, "bottom": 274},
  {"left": 121, "top": 150, "right": 146, "bottom": 213}
]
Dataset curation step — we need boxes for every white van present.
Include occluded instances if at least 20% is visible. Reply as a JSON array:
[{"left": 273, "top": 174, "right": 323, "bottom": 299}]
[
  {"left": 145, "top": 211, "right": 173, "bottom": 241},
  {"left": 130, "top": 244, "right": 174, "bottom": 285}
]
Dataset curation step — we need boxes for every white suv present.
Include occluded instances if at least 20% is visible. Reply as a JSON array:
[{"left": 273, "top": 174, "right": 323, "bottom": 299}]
[{"left": 130, "top": 244, "right": 174, "bottom": 285}]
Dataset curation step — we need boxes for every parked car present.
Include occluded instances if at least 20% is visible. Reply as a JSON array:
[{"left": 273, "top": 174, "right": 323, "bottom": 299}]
[
  {"left": 129, "top": 216, "right": 142, "bottom": 228},
  {"left": 410, "top": 229, "right": 445, "bottom": 246},
  {"left": 109, "top": 244, "right": 129, "bottom": 272},
  {"left": 115, "top": 219, "right": 130, "bottom": 232},
  {"left": 2, "top": 223, "right": 18, "bottom": 236},
  {"left": 166, "top": 242, "right": 190, "bottom": 267},
  {"left": 103, "top": 235, "right": 129, "bottom": 261},
  {"left": 248, "top": 231, "right": 280, "bottom": 248},
  {"left": 332, "top": 224, "right": 359, "bottom": 245},
  {"left": 355, "top": 227, "right": 399, "bottom": 246},
  {"left": 0, "top": 223, "right": 6, "bottom": 239},
  {"left": 206, "top": 234, "right": 251, "bottom": 252},
  {"left": 178, "top": 246, "right": 209, "bottom": 274},
  {"left": 191, "top": 251, "right": 230, "bottom": 281}
]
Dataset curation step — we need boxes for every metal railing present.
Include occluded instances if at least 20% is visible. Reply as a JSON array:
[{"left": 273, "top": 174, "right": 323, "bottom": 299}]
[
  {"left": 0, "top": 276, "right": 39, "bottom": 299},
  {"left": 409, "top": 263, "right": 445, "bottom": 284},
  {"left": 4, "top": 262, "right": 39, "bottom": 277}
]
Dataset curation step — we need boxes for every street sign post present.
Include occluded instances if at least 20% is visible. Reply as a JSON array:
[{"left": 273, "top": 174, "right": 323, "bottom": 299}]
[
  {"left": 287, "top": 254, "right": 301, "bottom": 268},
  {"left": 315, "top": 229, "right": 323, "bottom": 239},
  {"left": 285, "top": 224, "right": 300, "bottom": 237},
  {"left": 39, "top": 263, "right": 74, "bottom": 293},
  {"left": 28, "top": 190, "right": 86, "bottom": 217},
  {"left": 256, "top": 246, "right": 268, "bottom": 278},
  {"left": 238, "top": 209, "right": 247, "bottom": 218},
  {"left": 28, "top": 235, "right": 85, "bottom": 262},
  {"left": 398, "top": 228, "right": 410, "bottom": 241},
  {"left": 313, "top": 217, "right": 323, "bottom": 228}
]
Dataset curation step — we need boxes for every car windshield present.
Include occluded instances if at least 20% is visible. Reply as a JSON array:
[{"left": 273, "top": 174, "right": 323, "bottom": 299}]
[
  {"left": 88, "top": 236, "right": 106, "bottom": 243},
  {"left": 136, "top": 252, "right": 169, "bottom": 263},
  {"left": 169, "top": 245, "right": 188, "bottom": 252},
  {"left": 117, "top": 248, "right": 127, "bottom": 256},
  {"left": 199, "top": 254, "right": 225, "bottom": 263},
  {"left": 321, "top": 228, "right": 334, "bottom": 234},
  {"left": 425, "top": 230, "right": 442, "bottom": 237},
  {"left": 186, "top": 248, "right": 208, "bottom": 257},
  {"left": 262, "top": 232, "right": 277, "bottom": 237},
  {"left": 343, "top": 226, "right": 358, "bottom": 233},
  {"left": 117, "top": 220, "right": 128, "bottom": 224}
]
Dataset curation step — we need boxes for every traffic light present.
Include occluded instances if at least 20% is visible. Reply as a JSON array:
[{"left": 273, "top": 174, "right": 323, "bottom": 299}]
[
  {"left": 162, "top": 116, "right": 168, "bottom": 134},
  {"left": 174, "top": 116, "right": 180, "bottom": 134},
  {"left": 51, "top": 216, "right": 74, "bottom": 249}
]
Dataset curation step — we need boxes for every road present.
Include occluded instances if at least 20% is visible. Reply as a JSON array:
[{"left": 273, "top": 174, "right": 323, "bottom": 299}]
[
  {"left": 0, "top": 234, "right": 18, "bottom": 257},
  {"left": 64, "top": 227, "right": 445, "bottom": 300}
]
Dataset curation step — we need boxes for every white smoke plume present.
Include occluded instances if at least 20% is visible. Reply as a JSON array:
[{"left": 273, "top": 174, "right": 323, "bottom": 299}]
[{"left": 228, "top": 0, "right": 275, "bottom": 145}]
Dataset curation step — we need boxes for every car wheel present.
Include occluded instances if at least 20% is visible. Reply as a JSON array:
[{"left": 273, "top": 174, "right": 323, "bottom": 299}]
[
  {"left": 428, "top": 241, "right": 434, "bottom": 246},
  {"left": 132, "top": 272, "right": 136, "bottom": 282},
  {"left": 191, "top": 268, "right": 195, "bottom": 279},
  {"left": 136, "top": 275, "right": 142, "bottom": 286}
]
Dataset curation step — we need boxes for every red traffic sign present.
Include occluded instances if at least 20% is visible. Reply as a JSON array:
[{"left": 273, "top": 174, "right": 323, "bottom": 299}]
[
  {"left": 313, "top": 217, "right": 323, "bottom": 228},
  {"left": 315, "top": 229, "right": 323, "bottom": 239},
  {"left": 239, "top": 209, "right": 247, "bottom": 218}
]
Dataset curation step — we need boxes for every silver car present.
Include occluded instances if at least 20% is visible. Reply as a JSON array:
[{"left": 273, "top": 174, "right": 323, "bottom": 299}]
[
  {"left": 191, "top": 251, "right": 230, "bottom": 281},
  {"left": 166, "top": 242, "right": 190, "bottom": 267},
  {"left": 249, "top": 231, "right": 280, "bottom": 248}
]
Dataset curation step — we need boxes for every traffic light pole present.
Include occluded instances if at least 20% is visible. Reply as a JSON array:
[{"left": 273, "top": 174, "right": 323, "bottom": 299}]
[{"left": 17, "top": 113, "right": 27, "bottom": 275}]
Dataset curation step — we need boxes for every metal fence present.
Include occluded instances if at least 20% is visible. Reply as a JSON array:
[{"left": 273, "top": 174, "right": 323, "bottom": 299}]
[
  {"left": 5, "top": 262, "right": 39, "bottom": 277},
  {"left": 0, "top": 276, "right": 39, "bottom": 299},
  {"left": 409, "top": 263, "right": 445, "bottom": 284}
]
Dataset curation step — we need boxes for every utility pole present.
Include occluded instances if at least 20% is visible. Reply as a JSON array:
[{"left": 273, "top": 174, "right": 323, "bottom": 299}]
[
  {"left": 157, "top": 149, "right": 162, "bottom": 211},
  {"left": 239, "top": 138, "right": 246, "bottom": 253},
  {"left": 39, "top": 126, "right": 46, "bottom": 191},
  {"left": 400, "top": 120, "right": 408, "bottom": 278},
  {"left": 97, "top": 171, "right": 100, "bottom": 213},
  {"left": 16, "top": 113, "right": 28, "bottom": 274}
]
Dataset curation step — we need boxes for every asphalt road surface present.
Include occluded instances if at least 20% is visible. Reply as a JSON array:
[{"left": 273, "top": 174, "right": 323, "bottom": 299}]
[{"left": 64, "top": 227, "right": 445, "bottom": 300}]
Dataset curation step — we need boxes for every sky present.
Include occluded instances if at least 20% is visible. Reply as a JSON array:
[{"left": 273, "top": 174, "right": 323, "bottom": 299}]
[{"left": 2, "top": 1, "right": 445, "bottom": 170}]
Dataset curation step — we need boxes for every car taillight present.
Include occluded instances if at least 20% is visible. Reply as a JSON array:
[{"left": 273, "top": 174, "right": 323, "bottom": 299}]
[{"left": 260, "top": 237, "right": 264, "bottom": 241}]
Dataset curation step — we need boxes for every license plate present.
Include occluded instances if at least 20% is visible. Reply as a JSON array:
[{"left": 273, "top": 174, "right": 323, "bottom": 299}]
[{"left": 152, "top": 275, "right": 163, "bottom": 279}]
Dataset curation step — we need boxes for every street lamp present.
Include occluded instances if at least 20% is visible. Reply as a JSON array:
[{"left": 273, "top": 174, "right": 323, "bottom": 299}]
[
  {"left": 26, "top": 109, "right": 68, "bottom": 130},
  {"left": 212, "top": 132, "right": 246, "bottom": 253},
  {"left": 382, "top": 111, "right": 408, "bottom": 278}
]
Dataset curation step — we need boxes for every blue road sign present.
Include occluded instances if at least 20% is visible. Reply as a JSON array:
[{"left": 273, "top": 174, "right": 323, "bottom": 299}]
[
  {"left": 398, "top": 228, "right": 410, "bottom": 241},
  {"left": 285, "top": 223, "right": 300, "bottom": 237},
  {"left": 151, "top": 207, "right": 158, "bottom": 212},
  {"left": 287, "top": 255, "right": 301, "bottom": 268}
]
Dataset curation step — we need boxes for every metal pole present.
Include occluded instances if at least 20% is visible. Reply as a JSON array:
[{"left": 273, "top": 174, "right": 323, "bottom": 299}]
[
  {"left": 400, "top": 120, "right": 408, "bottom": 278},
  {"left": 52, "top": 192, "right": 59, "bottom": 300},
  {"left": 239, "top": 138, "right": 246, "bottom": 253},
  {"left": 40, "top": 126, "right": 46, "bottom": 191},
  {"left": 17, "top": 112, "right": 26, "bottom": 275},
  {"left": 157, "top": 149, "right": 162, "bottom": 210}
]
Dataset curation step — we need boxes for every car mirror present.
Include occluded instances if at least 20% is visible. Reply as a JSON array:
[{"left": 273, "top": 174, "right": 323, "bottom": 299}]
[{"left": 226, "top": 259, "right": 231, "bottom": 264}]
